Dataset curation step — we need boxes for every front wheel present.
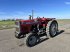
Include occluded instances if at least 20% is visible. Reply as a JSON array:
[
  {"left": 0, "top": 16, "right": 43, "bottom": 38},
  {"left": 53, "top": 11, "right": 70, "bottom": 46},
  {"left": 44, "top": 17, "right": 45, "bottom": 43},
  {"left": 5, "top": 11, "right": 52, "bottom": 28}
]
[{"left": 25, "top": 33, "right": 38, "bottom": 47}]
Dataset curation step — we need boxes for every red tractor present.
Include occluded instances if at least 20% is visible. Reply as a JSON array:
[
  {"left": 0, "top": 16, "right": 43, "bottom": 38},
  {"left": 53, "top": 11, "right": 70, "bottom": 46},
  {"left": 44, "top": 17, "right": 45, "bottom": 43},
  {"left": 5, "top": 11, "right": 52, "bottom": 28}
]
[{"left": 15, "top": 17, "right": 58, "bottom": 47}]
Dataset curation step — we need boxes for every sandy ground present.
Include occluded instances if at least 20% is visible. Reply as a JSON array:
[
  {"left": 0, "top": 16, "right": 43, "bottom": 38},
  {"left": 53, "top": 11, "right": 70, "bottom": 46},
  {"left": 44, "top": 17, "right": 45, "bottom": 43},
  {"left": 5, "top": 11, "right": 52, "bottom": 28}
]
[{"left": 0, "top": 20, "right": 70, "bottom": 52}]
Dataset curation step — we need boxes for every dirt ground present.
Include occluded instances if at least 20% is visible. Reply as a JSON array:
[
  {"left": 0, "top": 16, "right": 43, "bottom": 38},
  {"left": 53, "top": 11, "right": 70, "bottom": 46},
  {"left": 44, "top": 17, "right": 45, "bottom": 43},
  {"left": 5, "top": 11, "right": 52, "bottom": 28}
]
[{"left": 0, "top": 19, "right": 70, "bottom": 52}]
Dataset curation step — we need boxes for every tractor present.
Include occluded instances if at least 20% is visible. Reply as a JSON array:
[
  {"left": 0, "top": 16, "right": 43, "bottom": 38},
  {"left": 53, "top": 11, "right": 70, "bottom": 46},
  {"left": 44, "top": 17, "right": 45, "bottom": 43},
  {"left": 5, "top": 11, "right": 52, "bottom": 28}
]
[{"left": 15, "top": 16, "right": 58, "bottom": 47}]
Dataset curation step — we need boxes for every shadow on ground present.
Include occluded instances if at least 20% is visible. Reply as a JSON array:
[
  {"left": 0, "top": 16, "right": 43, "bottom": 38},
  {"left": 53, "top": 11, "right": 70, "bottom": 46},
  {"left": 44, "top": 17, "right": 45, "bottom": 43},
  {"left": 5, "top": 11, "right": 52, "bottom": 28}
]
[
  {"left": 53, "top": 30, "right": 64, "bottom": 37},
  {"left": 31, "top": 30, "right": 64, "bottom": 47}
]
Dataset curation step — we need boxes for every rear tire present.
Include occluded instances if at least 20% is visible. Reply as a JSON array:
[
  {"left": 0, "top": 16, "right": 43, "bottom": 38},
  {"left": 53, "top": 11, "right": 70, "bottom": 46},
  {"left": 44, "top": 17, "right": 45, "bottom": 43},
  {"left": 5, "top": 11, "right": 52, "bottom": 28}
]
[{"left": 49, "top": 20, "right": 58, "bottom": 37}]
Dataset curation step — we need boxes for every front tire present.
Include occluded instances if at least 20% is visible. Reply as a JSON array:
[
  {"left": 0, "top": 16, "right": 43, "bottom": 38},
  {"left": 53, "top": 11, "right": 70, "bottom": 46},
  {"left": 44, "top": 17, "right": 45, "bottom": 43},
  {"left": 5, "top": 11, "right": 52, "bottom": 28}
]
[{"left": 24, "top": 33, "right": 38, "bottom": 47}]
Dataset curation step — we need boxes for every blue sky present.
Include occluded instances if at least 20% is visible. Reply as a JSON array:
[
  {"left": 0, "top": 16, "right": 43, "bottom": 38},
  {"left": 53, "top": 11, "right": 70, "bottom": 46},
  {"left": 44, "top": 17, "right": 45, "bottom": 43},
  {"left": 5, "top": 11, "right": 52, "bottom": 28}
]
[{"left": 0, "top": 0, "right": 70, "bottom": 20}]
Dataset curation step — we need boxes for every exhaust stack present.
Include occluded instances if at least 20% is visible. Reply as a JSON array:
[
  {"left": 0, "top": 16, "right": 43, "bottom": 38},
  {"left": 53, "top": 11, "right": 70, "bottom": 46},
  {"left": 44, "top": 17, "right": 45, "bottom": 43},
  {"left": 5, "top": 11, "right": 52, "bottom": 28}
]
[
  {"left": 29, "top": 10, "right": 34, "bottom": 20},
  {"left": 32, "top": 10, "right": 34, "bottom": 19}
]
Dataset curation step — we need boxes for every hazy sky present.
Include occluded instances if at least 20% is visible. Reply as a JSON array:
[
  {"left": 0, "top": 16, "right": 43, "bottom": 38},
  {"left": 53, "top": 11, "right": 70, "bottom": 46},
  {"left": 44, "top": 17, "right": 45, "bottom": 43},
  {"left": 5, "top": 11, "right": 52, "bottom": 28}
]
[{"left": 0, "top": 0, "right": 70, "bottom": 20}]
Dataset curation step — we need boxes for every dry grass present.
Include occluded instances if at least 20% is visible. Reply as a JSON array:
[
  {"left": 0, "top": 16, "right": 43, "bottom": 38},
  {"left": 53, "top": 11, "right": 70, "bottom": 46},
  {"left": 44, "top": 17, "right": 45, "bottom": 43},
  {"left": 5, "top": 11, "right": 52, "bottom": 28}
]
[{"left": 0, "top": 21, "right": 15, "bottom": 30}]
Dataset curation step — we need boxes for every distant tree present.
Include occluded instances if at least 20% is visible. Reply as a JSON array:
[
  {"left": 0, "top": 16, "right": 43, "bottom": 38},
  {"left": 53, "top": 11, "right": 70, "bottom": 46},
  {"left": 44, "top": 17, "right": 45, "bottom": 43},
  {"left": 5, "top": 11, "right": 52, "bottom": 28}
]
[
  {"left": 11, "top": 19, "right": 15, "bottom": 21},
  {"left": 7, "top": 19, "right": 11, "bottom": 21},
  {"left": 2, "top": 20, "right": 6, "bottom": 21}
]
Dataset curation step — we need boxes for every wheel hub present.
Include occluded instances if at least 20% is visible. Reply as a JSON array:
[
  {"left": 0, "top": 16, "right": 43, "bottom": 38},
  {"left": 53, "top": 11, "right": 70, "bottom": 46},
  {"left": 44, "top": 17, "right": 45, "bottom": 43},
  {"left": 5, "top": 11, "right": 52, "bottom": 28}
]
[{"left": 28, "top": 36, "right": 37, "bottom": 45}]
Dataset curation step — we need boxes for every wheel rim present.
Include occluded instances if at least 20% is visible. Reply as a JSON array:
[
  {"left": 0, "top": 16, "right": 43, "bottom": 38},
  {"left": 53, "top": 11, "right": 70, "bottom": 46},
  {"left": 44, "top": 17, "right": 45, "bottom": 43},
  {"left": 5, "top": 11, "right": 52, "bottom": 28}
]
[
  {"left": 28, "top": 36, "right": 37, "bottom": 45},
  {"left": 51, "top": 24, "right": 57, "bottom": 36}
]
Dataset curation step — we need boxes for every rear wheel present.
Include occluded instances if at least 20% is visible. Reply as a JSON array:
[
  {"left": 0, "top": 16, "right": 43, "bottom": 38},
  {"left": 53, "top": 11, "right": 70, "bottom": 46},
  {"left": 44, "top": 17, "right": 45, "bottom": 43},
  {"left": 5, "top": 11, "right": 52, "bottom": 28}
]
[{"left": 49, "top": 20, "right": 58, "bottom": 37}]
